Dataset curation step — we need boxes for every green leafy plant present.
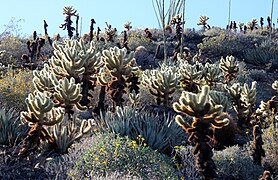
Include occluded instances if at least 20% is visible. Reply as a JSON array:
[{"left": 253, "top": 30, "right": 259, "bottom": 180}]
[
  {"left": 213, "top": 145, "right": 263, "bottom": 180},
  {"left": 70, "top": 132, "right": 178, "bottom": 179}
]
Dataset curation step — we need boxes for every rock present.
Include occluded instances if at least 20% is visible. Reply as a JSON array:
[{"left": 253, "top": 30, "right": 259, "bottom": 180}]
[{"left": 134, "top": 46, "right": 155, "bottom": 69}]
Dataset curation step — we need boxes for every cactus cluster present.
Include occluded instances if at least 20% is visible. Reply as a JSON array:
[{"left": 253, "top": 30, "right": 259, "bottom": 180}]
[
  {"left": 19, "top": 39, "right": 103, "bottom": 156},
  {"left": 177, "top": 61, "right": 203, "bottom": 92}
]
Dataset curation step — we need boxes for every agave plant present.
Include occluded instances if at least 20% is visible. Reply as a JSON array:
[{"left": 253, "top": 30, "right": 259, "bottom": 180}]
[
  {"left": 96, "top": 106, "right": 188, "bottom": 154},
  {"left": 0, "top": 108, "right": 26, "bottom": 146}
]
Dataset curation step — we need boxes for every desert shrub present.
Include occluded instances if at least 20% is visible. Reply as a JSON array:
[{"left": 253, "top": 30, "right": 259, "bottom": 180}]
[
  {"left": 70, "top": 132, "right": 178, "bottom": 179},
  {"left": 96, "top": 106, "right": 188, "bottom": 155},
  {"left": 173, "top": 146, "right": 201, "bottom": 180},
  {"left": 0, "top": 108, "right": 27, "bottom": 146},
  {"left": 197, "top": 32, "right": 266, "bottom": 60},
  {"left": 263, "top": 124, "right": 278, "bottom": 177},
  {"left": 0, "top": 67, "right": 34, "bottom": 110},
  {"left": 128, "top": 30, "right": 157, "bottom": 52},
  {"left": 0, "top": 35, "right": 26, "bottom": 66},
  {"left": 213, "top": 145, "right": 264, "bottom": 180}
]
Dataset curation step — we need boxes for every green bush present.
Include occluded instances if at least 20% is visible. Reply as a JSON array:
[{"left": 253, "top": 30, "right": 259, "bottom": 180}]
[
  {"left": 70, "top": 132, "right": 178, "bottom": 179},
  {"left": 213, "top": 145, "right": 263, "bottom": 180},
  {"left": 197, "top": 32, "right": 267, "bottom": 60},
  {"left": 0, "top": 67, "right": 34, "bottom": 110}
]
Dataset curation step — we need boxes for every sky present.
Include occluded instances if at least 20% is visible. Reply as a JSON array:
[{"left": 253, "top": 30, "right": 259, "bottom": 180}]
[{"left": 0, "top": 0, "right": 277, "bottom": 37}]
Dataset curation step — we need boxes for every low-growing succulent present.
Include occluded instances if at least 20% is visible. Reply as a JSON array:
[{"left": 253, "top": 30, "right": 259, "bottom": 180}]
[
  {"left": 96, "top": 106, "right": 187, "bottom": 155},
  {"left": 0, "top": 108, "right": 26, "bottom": 146}
]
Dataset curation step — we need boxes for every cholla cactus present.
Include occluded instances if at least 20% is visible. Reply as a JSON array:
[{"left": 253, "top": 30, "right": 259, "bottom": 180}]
[
  {"left": 33, "top": 64, "right": 58, "bottom": 93},
  {"left": 272, "top": 80, "right": 278, "bottom": 91},
  {"left": 251, "top": 125, "right": 265, "bottom": 166},
  {"left": 104, "top": 22, "right": 117, "bottom": 42},
  {"left": 79, "top": 40, "right": 102, "bottom": 106},
  {"left": 99, "top": 47, "right": 138, "bottom": 111},
  {"left": 142, "top": 68, "right": 179, "bottom": 106},
  {"left": 124, "top": 21, "right": 132, "bottom": 31},
  {"left": 19, "top": 91, "right": 64, "bottom": 157},
  {"left": 219, "top": 55, "right": 239, "bottom": 83},
  {"left": 225, "top": 82, "right": 257, "bottom": 127},
  {"left": 50, "top": 39, "right": 86, "bottom": 80},
  {"left": 53, "top": 77, "right": 86, "bottom": 117},
  {"left": 173, "top": 85, "right": 229, "bottom": 179},
  {"left": 197, "top": 16, "right": 210, "bottom": 30},
  {"left": 256, "top": 96, "right": 278, "bottom": 118},
  {"left": 251, "top": 18, "right": 258, "bottom": 30},
  {"left": 238, "top": 22, "right": 244, "bottom": 31},
  {"left": 101, "top": 47, "right": 137, "bottom": 79},
  {"left": 177, "top": 61, "right": 203, "bottom": 92},
  {"left": 129, "top": 90, "right": 140, "bottom": 107},
  {"left": 210, "top": 90, "right": 229, "bottom": 112},
  {"left": 60, "top": 6, "right": 78, "bottom": 38},
  {"left": 241, "top": 81, "right": 257, "bottom": 116},
  {"left": 203, "top": 63, "right": 222, "bottom": 86},
  {"left": 52, "top": 114, "right": 95, "bottom": 154}
]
